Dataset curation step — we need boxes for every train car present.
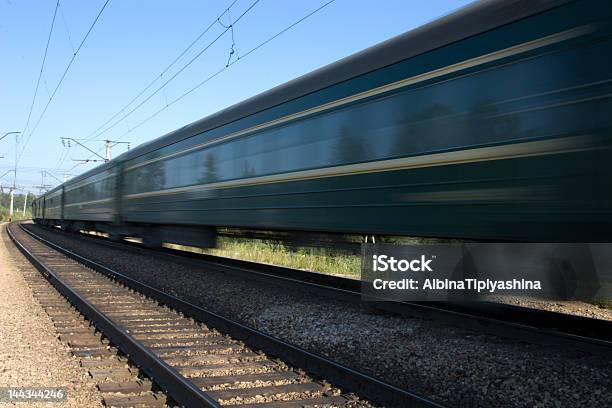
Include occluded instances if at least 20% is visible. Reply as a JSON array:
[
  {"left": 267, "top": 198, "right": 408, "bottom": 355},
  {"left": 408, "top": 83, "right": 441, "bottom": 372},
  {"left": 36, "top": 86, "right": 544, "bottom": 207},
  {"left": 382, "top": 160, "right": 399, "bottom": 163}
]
[
  {"left": 33, "top": 196, "right": 42, "bottom": 220},
  {"left": 41, "top": 186, "right": 63, "bottom": 223},
  {"left": 37, "top": 0, "right": 612, "bottom": 243},
  {"left": 62, "top": 162, "right": 117, "bottom": 225},
  {"left": 33, "top": 194, "right": 45, "bottom": 220},
  {"left": 32, "top": 196, "right": 41, "bottom": 220}
]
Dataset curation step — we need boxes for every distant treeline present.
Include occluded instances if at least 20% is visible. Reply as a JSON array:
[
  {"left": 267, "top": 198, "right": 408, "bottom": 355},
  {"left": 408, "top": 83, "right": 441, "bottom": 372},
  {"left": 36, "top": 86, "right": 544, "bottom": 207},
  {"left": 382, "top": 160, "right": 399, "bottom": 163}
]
[{"left": 0, "top": 191, "right": 36, "bottom": 221}]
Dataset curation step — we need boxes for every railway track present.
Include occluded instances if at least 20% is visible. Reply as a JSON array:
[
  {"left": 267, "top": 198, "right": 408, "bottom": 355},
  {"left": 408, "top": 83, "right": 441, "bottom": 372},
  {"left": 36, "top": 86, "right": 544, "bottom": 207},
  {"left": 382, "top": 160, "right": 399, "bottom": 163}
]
[
  {"left": 7, "top": 222, "right": 443, "bottom": 408},
  {"left": 6, "top": 241, "right": 169, "bottom": 407},
  {"left": 29, "top": 223, "right": 612, "bottom": 358}
]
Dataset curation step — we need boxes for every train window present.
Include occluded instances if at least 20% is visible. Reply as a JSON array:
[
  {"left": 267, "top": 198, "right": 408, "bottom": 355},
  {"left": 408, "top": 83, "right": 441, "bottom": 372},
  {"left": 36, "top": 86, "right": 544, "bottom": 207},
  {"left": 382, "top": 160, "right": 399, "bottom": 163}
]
[{"left": 122, "top": 36, "right": 612, "bottom": 195}]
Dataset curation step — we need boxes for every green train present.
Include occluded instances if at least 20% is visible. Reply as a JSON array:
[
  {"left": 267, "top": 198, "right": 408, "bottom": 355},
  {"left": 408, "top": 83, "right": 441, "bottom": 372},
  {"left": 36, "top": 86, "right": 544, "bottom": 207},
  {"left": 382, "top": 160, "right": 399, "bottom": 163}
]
[{"left": 33, "top": 0, "right": 612, "bottom": 245}]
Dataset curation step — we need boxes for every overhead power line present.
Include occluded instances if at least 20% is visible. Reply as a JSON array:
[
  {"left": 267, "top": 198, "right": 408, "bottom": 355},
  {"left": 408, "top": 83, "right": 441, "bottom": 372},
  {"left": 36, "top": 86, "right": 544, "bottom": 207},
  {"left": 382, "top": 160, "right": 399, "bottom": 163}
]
[
  {"left": 81, "top": 0, "right": 240, "bottom": 143},
  {"left": 58, "top": 1, "right": 76, "bottom": 54},
  {"left": 240, "top": 0, "right": 337, "bottom": 61},
  {"left": 98, "top": 0, "right": 337, "bottom": 150},
  {"left": 20, "top": 1, "right": 60, "bottom": 143},
  {"left": 18, "top": 0, "right": 111, "bottom": 165},
  {"left": 53, "top": 145, "right": 70, "bottom": 171},
  {"left": 85, "top": 0, "right": 260, "bottom": 143},
  {"left": 71, "top": 0, "right": 337, "bottom": 172}
]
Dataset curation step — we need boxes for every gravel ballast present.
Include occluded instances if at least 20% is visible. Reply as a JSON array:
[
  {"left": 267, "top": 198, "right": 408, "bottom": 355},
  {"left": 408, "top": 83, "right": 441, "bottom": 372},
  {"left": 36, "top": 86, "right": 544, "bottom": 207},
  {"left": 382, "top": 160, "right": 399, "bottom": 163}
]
[
  {"left": 0, "top": 224, "right": 103, "bottom": 408},
  {"left": 492, "top": 295, "right": 612, "bottom": 321},
  {"left": 28, "top": 225, "right": 612, "bottom": 408}
]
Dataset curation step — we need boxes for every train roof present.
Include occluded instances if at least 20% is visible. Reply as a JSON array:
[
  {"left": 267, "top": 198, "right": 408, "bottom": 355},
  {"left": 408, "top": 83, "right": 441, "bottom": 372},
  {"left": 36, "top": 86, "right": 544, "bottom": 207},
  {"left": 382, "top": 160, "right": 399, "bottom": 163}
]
[{"left": 64, "top": 0, "right": 569, "bottom": 188}]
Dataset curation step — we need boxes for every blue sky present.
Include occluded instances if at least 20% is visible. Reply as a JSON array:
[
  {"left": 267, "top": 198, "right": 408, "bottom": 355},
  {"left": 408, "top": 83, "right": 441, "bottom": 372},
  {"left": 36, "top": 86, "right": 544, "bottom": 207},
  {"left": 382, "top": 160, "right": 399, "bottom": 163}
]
[{"left": 0, "top": 0, "right": 472, "bottom": 192}]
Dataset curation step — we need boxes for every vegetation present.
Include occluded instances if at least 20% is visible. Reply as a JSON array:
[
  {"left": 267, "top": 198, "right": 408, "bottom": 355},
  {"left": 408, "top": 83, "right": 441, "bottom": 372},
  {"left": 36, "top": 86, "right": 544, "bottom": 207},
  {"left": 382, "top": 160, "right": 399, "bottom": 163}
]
[
  {"left": 0, "top": 191, "right": 34, "bottom": 222},
  {"left": 165, "top": 232, "right": 460, "bottom": 278},
  {"left": 166, "top": 237, "right": 363, "bottom": 278}
]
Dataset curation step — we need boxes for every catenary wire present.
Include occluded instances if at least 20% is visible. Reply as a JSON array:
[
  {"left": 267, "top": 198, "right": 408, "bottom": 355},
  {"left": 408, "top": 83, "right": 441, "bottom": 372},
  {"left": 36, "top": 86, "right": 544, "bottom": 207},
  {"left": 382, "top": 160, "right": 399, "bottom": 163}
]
[
  {"left": 18, "top": 0, "right": 111, "bottom": 165},
  {"left": 20, "top": 1, "right": 60, "bottom": 144},
  {"left": 80, "top": 0, "right": 240, "bottom": 143},
  {"left": 58, "top": 1, "right": 76, "bottom": 54},
  {"left": 79, "top": 0, "right": 337, "bottom": 165},
  {"left": 86, "top": 0, "right": 260, "bottom": 142}
]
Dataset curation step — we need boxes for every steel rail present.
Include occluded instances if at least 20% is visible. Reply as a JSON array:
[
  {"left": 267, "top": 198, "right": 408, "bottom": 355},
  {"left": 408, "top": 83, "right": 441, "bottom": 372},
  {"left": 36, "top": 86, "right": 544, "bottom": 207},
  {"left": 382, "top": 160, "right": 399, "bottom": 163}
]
[
  {"left": 32, "top": 224, "right": 612, "bottom": 358},
  {"left": 7, "top": 223, "right": 223, "bottom": 408},
  {"left": 16, "top": 223, "right": 446, "bottom": 408},
  {"left": 174, "top": 252, "right": 612, "bottom": 346}
]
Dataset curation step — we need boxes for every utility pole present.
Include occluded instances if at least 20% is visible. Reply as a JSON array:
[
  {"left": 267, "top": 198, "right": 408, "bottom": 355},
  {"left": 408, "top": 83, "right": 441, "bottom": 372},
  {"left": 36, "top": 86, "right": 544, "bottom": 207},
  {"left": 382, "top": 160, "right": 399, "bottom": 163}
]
[
  {"left": 1, "top": 133, "right": 20, "bottom": 219},
  {"left": 104, "top": 139, "right": 131, "bottom": 161},
  {"left": 9, "top": 132, "right": 20, "bottom": 222},
  {"left": 105, "top": 140, "right": 111, "bottom": 161},
  {"left": 22, "top": 191, "right": 28, "bottom": 215},
  {"left": 8, "top": 188, "right": 13, "bottom": 222}
]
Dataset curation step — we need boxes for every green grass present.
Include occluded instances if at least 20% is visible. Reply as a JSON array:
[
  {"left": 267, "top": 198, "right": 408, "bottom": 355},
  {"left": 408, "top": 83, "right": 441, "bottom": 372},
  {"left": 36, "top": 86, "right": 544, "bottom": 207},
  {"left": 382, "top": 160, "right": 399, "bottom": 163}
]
[
  {"left": 1, "top": 192, "right": 34, "bottom": 222},
  {"left": 166, "top": 237, "right": 362, "bottom": 278},
  {"left": 0, "top": 208, "right": 31, "bottom": 222},
  {"left": 164, "top": 233, "right": 461, "bottom": 278}
]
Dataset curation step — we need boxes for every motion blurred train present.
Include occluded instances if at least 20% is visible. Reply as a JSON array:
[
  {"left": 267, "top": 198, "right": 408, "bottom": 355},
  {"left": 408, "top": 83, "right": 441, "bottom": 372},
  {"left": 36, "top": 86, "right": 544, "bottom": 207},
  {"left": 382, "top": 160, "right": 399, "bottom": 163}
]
[{"left": 33, "top": 0, "right": 612, "bottom": 245}]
